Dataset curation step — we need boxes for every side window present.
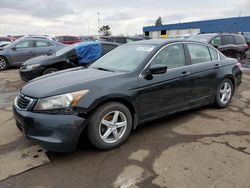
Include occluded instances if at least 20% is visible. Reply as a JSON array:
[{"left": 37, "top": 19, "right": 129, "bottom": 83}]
[
  {"left": 151, "top": 44, "right": 185, "bottom": 69},
  {"left": 115, "top": 37, "right": 126, "bottom": 44},
  {"left": 209, "top": 47, "right": 219, "bottom": 61},
  {"left": 126, "top": 38, "right": 134, "bottom": 43},
  {"left": 221, "top": 35, "right": 234, "bottom": 45},
  {"left": 234, "top": 35, "right": 245, "bottom": 45},
  {"left": 102, "top": 44, "right": 117, "bottom": 55},
  {"left": 15, "top": 41, "right": 33, "bottom": 49},
  {"left": 35, "top": 41, "right": 49, "bottom": 47},
  {"left": 211, "top": 37, "right": 221, "bottom": 46},
  {"left": 187, "top": 44, "right": 211, "bottom": 64}
]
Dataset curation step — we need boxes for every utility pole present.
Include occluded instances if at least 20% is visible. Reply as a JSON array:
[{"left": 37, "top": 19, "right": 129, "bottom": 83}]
[{"left": 97, "top": 12, "right": 100, "bottom": 36}]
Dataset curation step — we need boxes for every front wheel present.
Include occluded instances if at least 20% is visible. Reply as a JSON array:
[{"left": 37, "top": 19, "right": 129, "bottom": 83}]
[
  {"left": 42, "top": 68, "right": 58, "bottom": 75},
  {"left": 0, "top": 56, "right": 8, "bottom": 70},
  {"left": 215, "top": 79, "right": 233, "bottom": 108},
  {"left": 87, "top": 102, "right": 132, "bottom": 150}
]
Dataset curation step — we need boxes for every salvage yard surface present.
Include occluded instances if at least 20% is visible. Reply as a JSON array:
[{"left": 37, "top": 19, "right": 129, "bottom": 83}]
[{"left": 0, "top": 69, "right": 250, "bottom": 188}]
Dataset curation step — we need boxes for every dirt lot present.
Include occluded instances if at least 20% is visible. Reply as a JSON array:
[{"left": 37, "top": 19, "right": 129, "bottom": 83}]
[{"left": 0, "top": 69, "right": 250, "bottom": 188}]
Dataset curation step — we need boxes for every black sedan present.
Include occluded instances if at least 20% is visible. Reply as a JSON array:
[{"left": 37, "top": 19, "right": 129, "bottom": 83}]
[
  {"left": 13, "top": 39, "right": 242, "bottom": 152},
  {"left": 19, "top": 41, "right": 119, "bottom": 81}
]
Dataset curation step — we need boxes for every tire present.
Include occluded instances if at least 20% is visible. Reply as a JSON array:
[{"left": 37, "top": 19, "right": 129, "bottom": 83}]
[
  {"left": 87, "top": 102, "right": 132, "bottom": 150},
  {"left": 42, "top": 68, "right": 58, "bottom": 75},
  {"left": 215, "top": 79, "right": 234, "bottom": 108},
  {"left": 0, "top": 56, "right": 8, "bottom": 70},
  {"left": 235, "top": 54, "right": 243, "bottom": 62}
]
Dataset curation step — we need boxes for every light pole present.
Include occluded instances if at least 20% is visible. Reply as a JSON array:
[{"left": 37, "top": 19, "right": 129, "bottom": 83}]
[{"left": 97, "top": 12, "right": 100, "bottom": 36}]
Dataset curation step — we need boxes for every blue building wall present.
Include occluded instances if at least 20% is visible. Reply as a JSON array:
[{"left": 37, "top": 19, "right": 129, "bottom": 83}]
[{"left": 143, "top": 16, "right": 250, "bottom": 33}]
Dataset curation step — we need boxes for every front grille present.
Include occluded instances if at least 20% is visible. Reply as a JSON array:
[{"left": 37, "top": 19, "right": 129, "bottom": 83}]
[{"left": 15, "top": 94, "right": 33, "bottom": 110}]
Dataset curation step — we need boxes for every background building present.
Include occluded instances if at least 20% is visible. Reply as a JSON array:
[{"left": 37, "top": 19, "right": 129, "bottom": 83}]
[{"left": 143, "top": 16, "right": 250, "bottom": 38}]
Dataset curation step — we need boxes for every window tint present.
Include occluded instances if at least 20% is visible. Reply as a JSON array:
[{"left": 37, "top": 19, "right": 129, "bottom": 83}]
[
  {"left": 126, "top": 38, "right": 134, "bottom": 43},
  {"left": 102, "top": 44, "right": 117, "bottom": 55},
  {"left": 211, "top": 37, "right": 221, "bottom": 46},
  {"left": 209, "top": 47, "right": 219, "bottom": 61},
  {"left": 187, "top": 44, "right": 211, "bottom": 64},
  {"left": 221, "top": 35, "right": 234, "bottom": 45},
  {"left": 151, "top": 44, "right": 185, "bottom": 69},
  {"left": 234, "top": 35, "right": 245, "bottom": 45},
  {"left": 15, "top": 41, "right": 33, "bottom": 49},
  {"left": 115, "top": 37, "right": 126, "bottom": 44},
  {"left": 35, "top": 41, "right": 50, "bottom": 47}
]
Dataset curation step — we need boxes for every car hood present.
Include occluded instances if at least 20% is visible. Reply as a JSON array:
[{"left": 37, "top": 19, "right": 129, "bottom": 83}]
[
  {"left": 21, "top": 68, "right": 119, "bottom": 98},
  {"left": 24, "top": 54, "right": 60, "bottom": 65}
]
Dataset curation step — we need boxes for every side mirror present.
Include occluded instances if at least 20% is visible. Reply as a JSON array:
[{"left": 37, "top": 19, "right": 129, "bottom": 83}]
[
  {"left": 11, "top": 47, "right": 16, "bottom": 51},
  {"left": 149, "top": 64, "right": 168, "bottom": 75}
]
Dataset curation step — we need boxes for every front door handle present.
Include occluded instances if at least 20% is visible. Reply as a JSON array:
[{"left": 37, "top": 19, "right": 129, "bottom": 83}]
[{"left": 180, "top": 71, "right": 190, "bottom": 76}]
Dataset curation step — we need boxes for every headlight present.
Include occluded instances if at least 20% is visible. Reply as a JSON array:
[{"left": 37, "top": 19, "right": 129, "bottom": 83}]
[
  {"left": 33, "top": 90, "right": 89, "bottom": 111},
  {"left": 25, "top": 64, "right": 40, "bottom": 70}
]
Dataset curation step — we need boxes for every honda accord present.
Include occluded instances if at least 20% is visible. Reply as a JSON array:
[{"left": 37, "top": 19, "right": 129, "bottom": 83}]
[{"left": 13, "top": 39, "right": 242, "bottom": 152}]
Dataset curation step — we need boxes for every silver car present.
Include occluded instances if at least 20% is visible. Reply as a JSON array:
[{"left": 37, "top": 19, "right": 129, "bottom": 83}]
[{"left": 0, "top": 36, "right": 65, "bottom": 70}]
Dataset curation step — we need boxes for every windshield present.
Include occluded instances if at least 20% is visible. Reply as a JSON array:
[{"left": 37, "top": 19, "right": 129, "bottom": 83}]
[
  {"left": 189, "top": 34, "right": 215, "bottom": 42},
  {"left": 90, "top": 44, "right": 155, "bottom": 72},
  {"left": 55, "top": 45, "right": 75, "bottom": 56}
]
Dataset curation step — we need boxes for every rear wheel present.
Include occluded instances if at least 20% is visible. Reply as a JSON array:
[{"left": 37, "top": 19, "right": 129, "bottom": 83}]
[
  {"left": 215, "top": 79, "right": 233, "bottom": 108},
  {"left": 235, "top": 53, "right": 243, "bottom": 62},
  {"left": 0, "top": 56, "right": 8, "bottom": 70},
  {"left": 42, "top": 68, "right": 58, "bottom": 75},
  {"left": 87, "top": 102, "right": 132, "bottom": 150}
]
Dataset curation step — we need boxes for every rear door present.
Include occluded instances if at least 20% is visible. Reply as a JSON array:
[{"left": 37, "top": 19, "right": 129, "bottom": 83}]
[
  {"left": 10, "top": 40, "right": 35, "bottom": 65},
  {"left": 219, "top": 35, "right": 236, "bottom": 57},
  {"left": 34, "top": 40, "right": 55, "bottom": 56},
  {"left": 138, "top": 43, "right": 193, "bottom": 119},
  {"left": 186, "top": 43, "right": 219, "bottom": 104}
]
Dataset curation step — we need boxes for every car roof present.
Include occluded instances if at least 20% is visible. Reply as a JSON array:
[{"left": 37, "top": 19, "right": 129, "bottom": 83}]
[{"left": 125, "top": 39, "right": 208, "bottom": 46}]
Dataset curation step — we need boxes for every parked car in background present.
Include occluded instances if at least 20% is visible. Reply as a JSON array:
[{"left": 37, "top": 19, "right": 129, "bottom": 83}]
[
  {"left": 54, "top": 36, "right": 82, "bottom": 45},
  {"left": 0, "top": 36, "right": 15, "bottom": 42},
  {"left": 189, "top": 33, "right": 248, "bottom": 61},
  {"left": 19, "top": 41, "right": 119, "bottom": 81},
  {"left": 0, "top": 41, "right": 11, "bottom": 47},
  {"left": 106, "top": 36, "right": 144, "bottom": 44},
  {"left": 0, "top": 36, "right": 65, "bottom": 70},
  {"left": 242, "top": 32, "right": 250, "bottom": 47},
  {"left": 13, "top": 39, "right": 242, "bottom": 152},
  {"left": 80, "top": 36, "right": 95, "bottom": 42}
]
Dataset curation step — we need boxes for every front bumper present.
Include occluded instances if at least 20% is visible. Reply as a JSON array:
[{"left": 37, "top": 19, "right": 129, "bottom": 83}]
[
  {"left": 13, "top": 106, "right": 88, "bottom": 152},
  {"left": 19, "top": 68, "right": 44, "bottom": 81}
]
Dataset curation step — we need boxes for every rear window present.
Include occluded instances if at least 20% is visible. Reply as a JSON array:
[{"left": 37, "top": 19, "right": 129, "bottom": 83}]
[
  {"left": 234, "top": 35, "right": 245, "bottom": 45},
  {"left": 0, "top": 37, "right": 11, "bottom": 42},
  {"left": 221, "top": 35, "right": 234, "bottom": 45},
  {"left": 209, "top": 47, "right": 219, "bottom": 61},
  {"left": 102, "top": 44, "right": 117, "bottom": 55},
  {"left": 187, "top": 44, "right": 211, "bottom": 64}
]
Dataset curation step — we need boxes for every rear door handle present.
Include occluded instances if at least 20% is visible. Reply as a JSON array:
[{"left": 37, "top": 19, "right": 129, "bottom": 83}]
[
  {"left": 180, "top": 71, "right": 191, "bottom": 76},
  {"left": 214, "top": 64, "right": 221, "bottom": 69}
]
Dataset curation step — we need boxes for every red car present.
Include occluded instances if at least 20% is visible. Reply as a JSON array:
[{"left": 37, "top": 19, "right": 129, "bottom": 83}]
[{"left": 54, "top": 36, "right": 81, "bottom": 45}]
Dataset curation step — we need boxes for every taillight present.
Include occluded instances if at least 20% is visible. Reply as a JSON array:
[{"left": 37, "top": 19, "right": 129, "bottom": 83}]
[
  {"left": 236, "top": 62, "right": 242, "bottom": 70},
  {"left": 243, "top": 43, "right": 249, "bottom": 50}
]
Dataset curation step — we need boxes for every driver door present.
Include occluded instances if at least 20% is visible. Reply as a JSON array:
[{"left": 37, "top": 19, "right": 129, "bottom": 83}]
[
  {"left": 137, "top": 43, "right": 193, "bottom": 120},
  {"left": 10, "top": 40, "right": 35, "bottom": 66}
]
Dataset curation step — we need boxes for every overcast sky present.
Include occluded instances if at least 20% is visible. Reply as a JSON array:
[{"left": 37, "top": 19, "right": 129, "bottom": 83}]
[{"left": 0, "top": 0, "right": 249, "bottom": 36}]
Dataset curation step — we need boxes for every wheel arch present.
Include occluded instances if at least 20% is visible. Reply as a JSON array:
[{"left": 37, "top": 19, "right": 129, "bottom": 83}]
[
  {"left": 88, "top": 95, "right": 138, "bottom": 130},
  {"left": 220, "top": 75, "right": 236, "bottom": 95}
]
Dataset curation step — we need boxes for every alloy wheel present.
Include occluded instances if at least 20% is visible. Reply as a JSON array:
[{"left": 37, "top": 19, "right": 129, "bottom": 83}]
[
  {"left": 219, "top": 82, "right": 232, "bottom": 104},
  {"left": 99, "top": 111, "right": 127, "bottom": 144},
  {"left": 0, "top": 58, "right": 7, "bottom": 70}
]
